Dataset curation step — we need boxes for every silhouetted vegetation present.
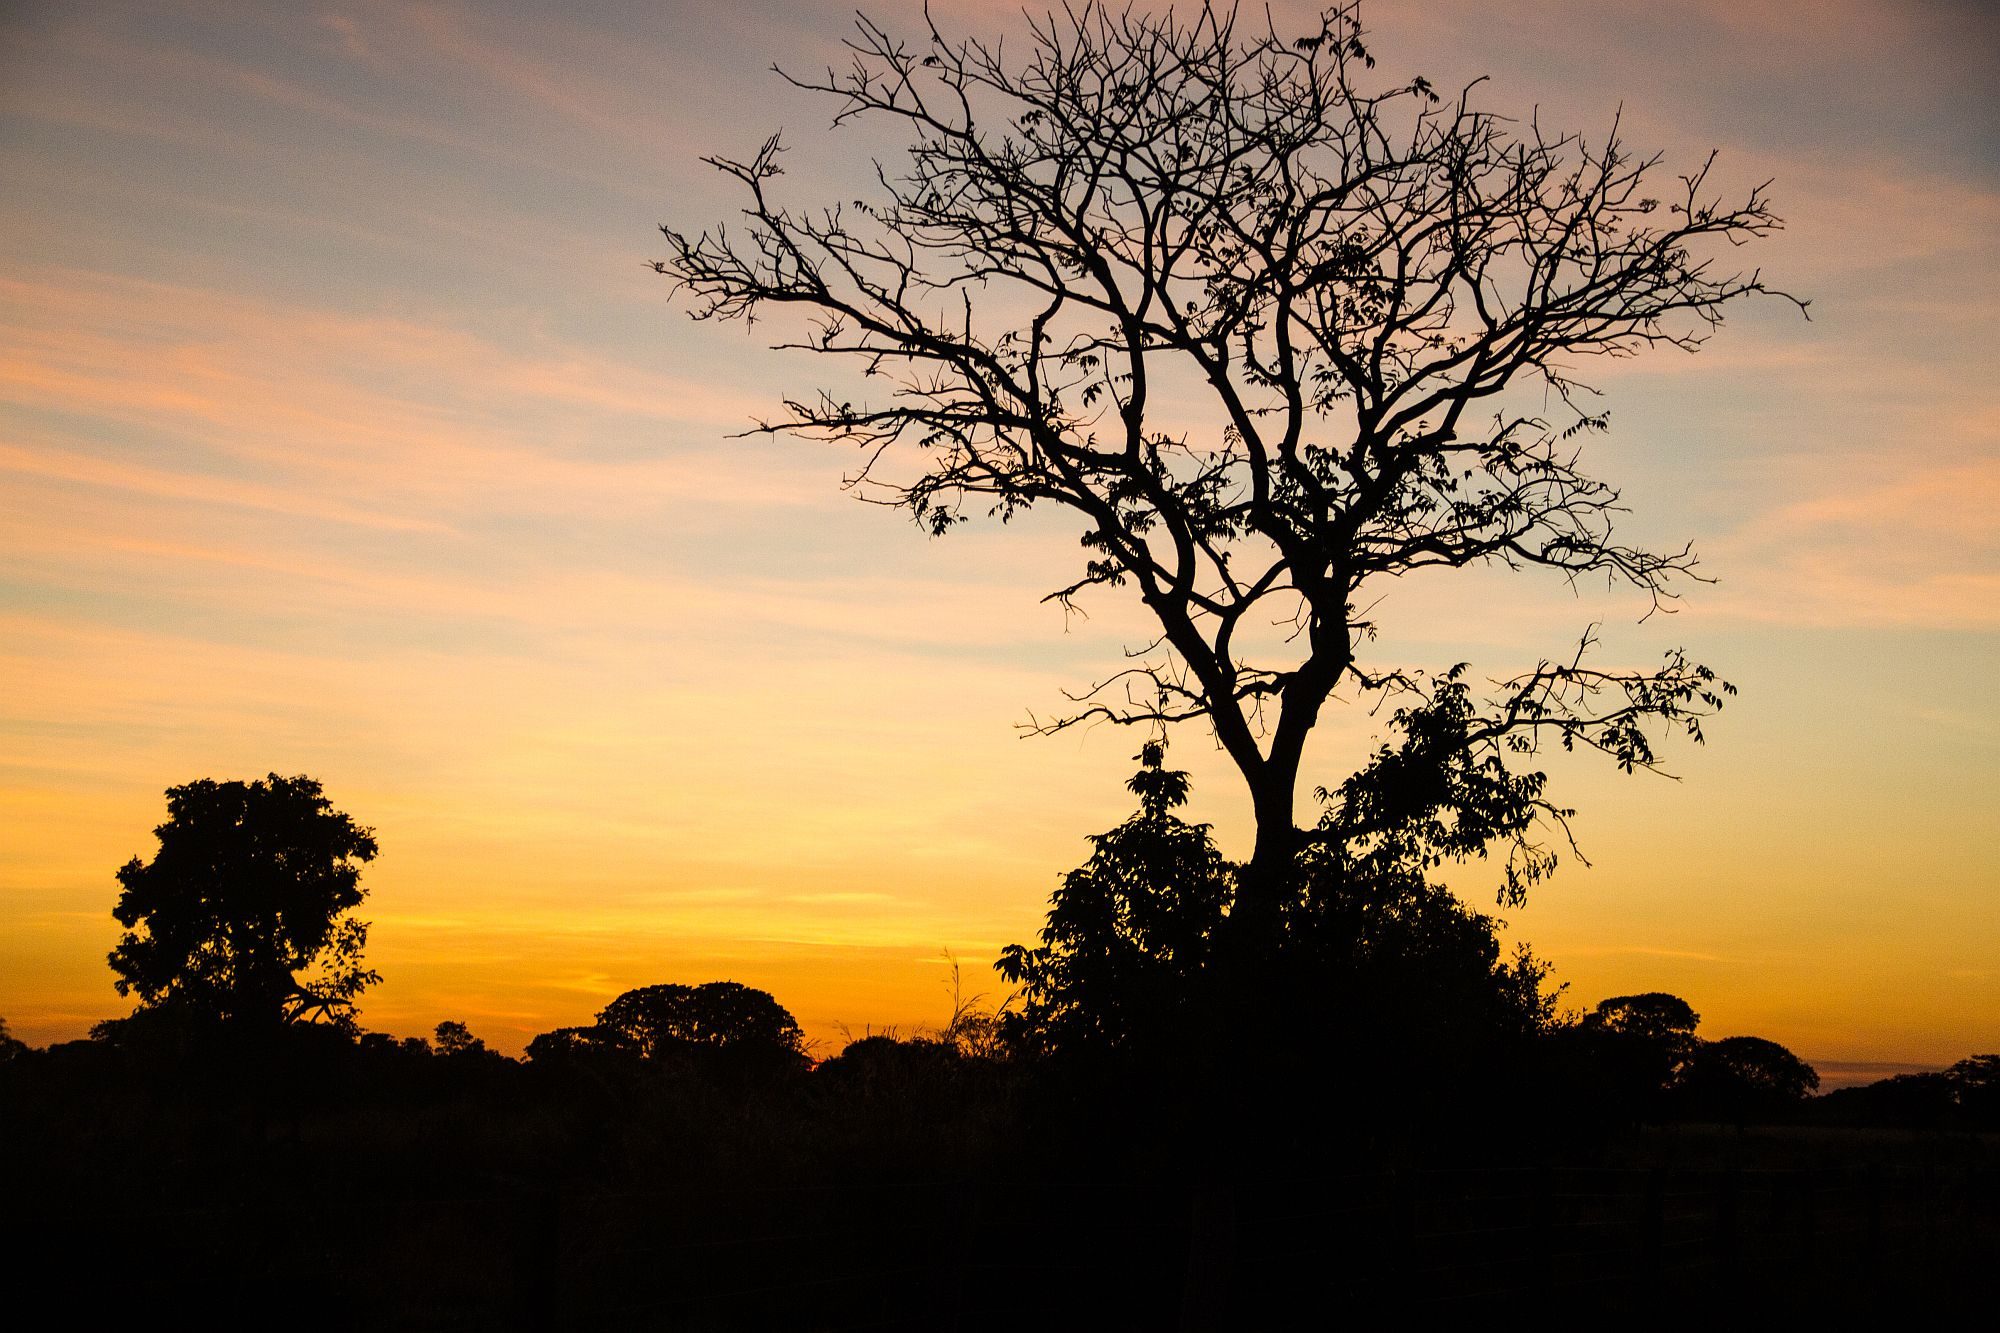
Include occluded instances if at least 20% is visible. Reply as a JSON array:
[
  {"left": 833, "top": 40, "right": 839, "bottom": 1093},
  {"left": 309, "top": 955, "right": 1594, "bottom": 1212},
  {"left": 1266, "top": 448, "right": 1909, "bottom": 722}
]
[
  {"left": 97, "top": 773, "right": 380, "bottom": 1040},
  {"left": 4, "top": 761, "right": 1993, "bottom": 1323},
  {"left": 5, "top": 3, "right": 1983, "bottom": 1324},
  {"left": 657, "top": 0, "right": 1802, "bottom": 955},
  {"left": 1818, "top": 1056, "right": 2000, "bottom": 1132}
]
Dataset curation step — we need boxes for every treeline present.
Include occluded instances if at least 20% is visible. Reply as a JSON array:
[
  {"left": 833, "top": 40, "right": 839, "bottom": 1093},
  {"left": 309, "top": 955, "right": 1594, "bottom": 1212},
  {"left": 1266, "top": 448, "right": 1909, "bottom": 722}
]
[
  {"left": 3, "top": 760, "right": 1993, "bottom": 1141},
  {"left": 7, "top": 983, "right": 1996, "bottom": 1139},
  {"left": 5, "top": 974, "right": 1997, "bottom": 1324},
  {"left": 4, "top": 764, "right": 1997, "bottom": 1323}
]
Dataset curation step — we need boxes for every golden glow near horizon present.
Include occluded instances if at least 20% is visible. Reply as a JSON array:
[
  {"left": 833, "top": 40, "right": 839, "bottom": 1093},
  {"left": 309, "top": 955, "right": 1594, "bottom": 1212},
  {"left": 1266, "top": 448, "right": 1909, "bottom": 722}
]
[{"left": 2, "top": 1, "right": 1995, "bottom": 1083}]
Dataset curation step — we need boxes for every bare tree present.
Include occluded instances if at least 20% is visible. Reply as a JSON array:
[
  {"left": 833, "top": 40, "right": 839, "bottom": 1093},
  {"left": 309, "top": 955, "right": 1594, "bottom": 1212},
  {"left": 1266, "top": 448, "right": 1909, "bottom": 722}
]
[{"left": 657, "top": 2, "right": 1800, "bottom": 938}]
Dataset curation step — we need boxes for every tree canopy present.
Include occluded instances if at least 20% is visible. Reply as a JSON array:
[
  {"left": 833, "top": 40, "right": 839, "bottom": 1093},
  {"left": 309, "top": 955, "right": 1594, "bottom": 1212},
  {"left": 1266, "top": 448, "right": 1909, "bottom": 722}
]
[
  {"left": 658, "top": 0, "right": 1795, "bottom": 931},
  {"left": 105, "top": 774, "right": 380, "bottom": 1032},
  {"left": 998, "top": 742, "right": 1233, "bottom": 1053},
  {"left": 526, "top": 982, "right": 809, "bottom": 1071},
  {"left": 999, "top": 743, "right": 1557, "bottom": 1082},
  {"left": 1680, "top": 1034, "right": 1821, "bottom": 1114},
  {"left": 596, "top": 981, "right": 807, "bottom": 1058}
]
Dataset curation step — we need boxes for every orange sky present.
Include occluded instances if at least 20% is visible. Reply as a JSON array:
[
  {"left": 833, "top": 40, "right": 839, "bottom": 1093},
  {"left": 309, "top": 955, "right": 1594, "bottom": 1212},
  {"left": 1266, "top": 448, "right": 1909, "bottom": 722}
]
[{"left": 2, "top": 0, "right": 1994, "bottom": 1085}]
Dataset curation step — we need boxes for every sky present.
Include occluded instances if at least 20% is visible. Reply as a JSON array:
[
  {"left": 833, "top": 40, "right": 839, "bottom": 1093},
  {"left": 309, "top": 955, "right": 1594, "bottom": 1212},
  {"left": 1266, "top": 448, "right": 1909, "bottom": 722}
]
[{"left": 1, "top": 0, "right": 1994, "bottom": 1083}]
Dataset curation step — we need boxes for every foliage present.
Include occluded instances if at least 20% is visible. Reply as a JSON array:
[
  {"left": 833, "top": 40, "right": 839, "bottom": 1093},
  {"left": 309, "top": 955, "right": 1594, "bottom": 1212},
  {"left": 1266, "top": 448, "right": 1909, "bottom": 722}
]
[
  {"left": 998, "top": 743, "right": 1232, "bottom": 1055},
  {"left": 433, "top": 1020, "right": 486, "bottom": 1057},
  {"left": 1311, "top": 669, "right": 1568, "bottom": 909},
  {"left": 1571, "top": 992, "right": 1703, "bottom": 1112},
  {"left": 103, "top": 774, "right": 380, "bottom": 1033},
  {"left": 935, "top": 952, "right": 1013, "bottom": 1060},
  {"left": 1945, "top": 1053, "right": 2000, "bottom": 1121},
  {"left": 593, "top": 981, "right": 807, "bottom": 1060},
  {"left": 523, "top": 984, "right": 809, "bottom": 1079},
  {"left": 0, "top": 1015, "right": 26, "bottom": 1064},
  {"left": 999, "top": 742, "right": 1558, "bottom": 1089},
  {"left": 524, "top": 1025, "right": 627, "bottom": 1066},
  {"left": 1678, "top": 1035, "right": 1820, "bottom": 1118},
  {"left": 1583, "top": 992, "right": 1701, "bottom": 1046}
]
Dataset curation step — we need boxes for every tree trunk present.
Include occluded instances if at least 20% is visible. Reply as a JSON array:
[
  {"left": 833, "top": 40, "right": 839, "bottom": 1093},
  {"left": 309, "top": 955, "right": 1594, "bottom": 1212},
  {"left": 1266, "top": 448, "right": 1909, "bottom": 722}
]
[{"left": 1228, "top": 765, "right": 1300, "bottom": 955}]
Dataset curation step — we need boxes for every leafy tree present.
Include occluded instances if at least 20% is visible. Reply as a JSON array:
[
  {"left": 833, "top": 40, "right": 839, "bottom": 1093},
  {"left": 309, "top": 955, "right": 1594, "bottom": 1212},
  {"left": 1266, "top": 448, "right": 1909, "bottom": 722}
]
[
  {"left": 998, "top": 742, "right": 1232, "bottom": 1054},
  {"left": 1945, "top": 1053, "right": 2000, "bottom": 1129},
  {"left": 591, "top": 982, "right": 807, "bottom": 1065},
  {"left": 104, "top": 774, "right": 380, "bottom": 1033},
  {"left": 1824, "top": 1071, "right": 1952, "bottom": 1127},
  {"left": 524, "top": 1025, "right": 619, "bottom": 1064},
  {"left": 0, "top": 1016, "right": 27, "bottom": 1064},
  {"left": 1583, "top": 993, "right": 1700, "bottom": 1049},
  {"left": 1000, "top": 740, "right": 1556, "bottom": 1089},
  {"left": 659, "top": 0, "right": 1795, "bottom": 940},
  {"left": 1678, "top": 1035, "right": 1819, "bottom": 1120},
  {"left": 1576, "top": 992, "right": 1701, "bottom": 1114},
  {"left": 433, "top": 1020, "right": 486, "bottom": 1057}
]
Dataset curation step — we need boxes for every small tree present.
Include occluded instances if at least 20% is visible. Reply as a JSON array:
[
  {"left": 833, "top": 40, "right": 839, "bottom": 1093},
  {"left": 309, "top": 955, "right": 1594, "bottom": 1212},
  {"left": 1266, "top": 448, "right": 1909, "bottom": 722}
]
[
  {"left": 0, "top": 1016, "right": 27, "bottom": 1064},
  {"left": 999, "top": 742, "right": 1232, "bottom": 1053},
  {"left": 433, "top": 1020, "right": 486, "bottom": 1057},
  {"left": 1001, "top": 739, "right": 1555, "bottom": 1075},
  {"left": 105, "top": 774, "right": 380, "bottom": 1032},
  {"left": 659, "top": 1, "right": 1797, "bottom": 941}
]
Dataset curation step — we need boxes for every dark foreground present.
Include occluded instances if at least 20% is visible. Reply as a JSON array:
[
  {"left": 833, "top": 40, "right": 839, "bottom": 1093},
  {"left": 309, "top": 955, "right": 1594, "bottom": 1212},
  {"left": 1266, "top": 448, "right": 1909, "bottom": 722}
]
[{"left": 9, "top": 1039, "right": 1996, "bottom": 1329}]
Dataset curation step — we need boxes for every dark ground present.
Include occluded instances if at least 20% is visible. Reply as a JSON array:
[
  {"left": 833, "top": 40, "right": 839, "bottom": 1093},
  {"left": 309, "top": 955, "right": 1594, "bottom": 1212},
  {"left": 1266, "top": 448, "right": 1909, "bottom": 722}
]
[{"left": 5, "top": 1040, "right": 1994, "bottom": 1328}]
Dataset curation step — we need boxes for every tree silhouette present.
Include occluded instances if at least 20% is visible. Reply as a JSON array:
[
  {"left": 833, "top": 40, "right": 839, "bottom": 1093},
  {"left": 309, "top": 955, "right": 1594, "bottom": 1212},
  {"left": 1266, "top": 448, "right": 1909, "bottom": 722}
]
[
  {"left": 1678, "top": 1034, "right": 1819, "bottom": 1119},
  {"left": 557, "top": 982, "right": 810, "bottom": 1073},
  {"left": 0, "top": 1016, "right": 26, "bottom": 1064},
  {"left": 433, "top": 1020, "right": 486, "bottom": 1057},
  {"left": 1000, "top": 741, "right": 1556, "bottom": 1090},
  {"left": 1584, "top": 992, "right": 1700, "bottom": 1048},
  {"left": 1945, "top": 1054, "right": 2000, "bottom": 1130},
  {"left": 1578, "top": 991, "right": 1700, "bottom": 1114},
  {"left": 524, "top": 1025, "right": 621, "bottom": 1064},
  {"left": 998, "top": 742, "right": 1232, "bottom": 1054},
  {"left": 658, "top": 0, "right": 1797, "bottom": 941},
  {"left": 103, "top": 774, "right": 380, "bottom": 1033}
]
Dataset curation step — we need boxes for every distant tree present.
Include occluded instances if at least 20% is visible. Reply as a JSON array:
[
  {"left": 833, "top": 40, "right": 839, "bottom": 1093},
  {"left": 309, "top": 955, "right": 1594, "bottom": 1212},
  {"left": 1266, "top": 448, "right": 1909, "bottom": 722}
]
[
  {"left": 1577, "top": 992, "right": 1701, "bottom": 1114},
  {"left": 1945, "top": 1053, "right": 2000, "bottom": 1129},
  {"left": 1679, "top": 1035, "right": 1818, "bottom": 1120},
  {"left": 103, "top": 774, "right": 380, "bottom": 1033},
  {"left": 433, "top": 1020, "right": 486, "bottom": 1057},
  {"left": 1816, "top": 1069, "right": 1957, "bottom": 1130},
  {"left": 0, "top": 1016, "right": 27, "bottom": 1064},
  {"left": 593, "top": 982, "right": 808, "bottom": 1065},
  {"left": 1584, "top": 993, "right": 1700, "bottom": 1048},
  {"left": 659, "top": 0, "right": 1795, "bottom": 951},
  {"left": 525, "top": 1025, "right": 618, "bottom": 1064}
]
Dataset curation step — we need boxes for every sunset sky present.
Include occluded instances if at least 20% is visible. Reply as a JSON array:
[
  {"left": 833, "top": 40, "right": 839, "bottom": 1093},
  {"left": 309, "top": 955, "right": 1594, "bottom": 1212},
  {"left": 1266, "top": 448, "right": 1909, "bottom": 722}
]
[{"left": 2, "top": 0, "right": 1994, "bottom": 1083}]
